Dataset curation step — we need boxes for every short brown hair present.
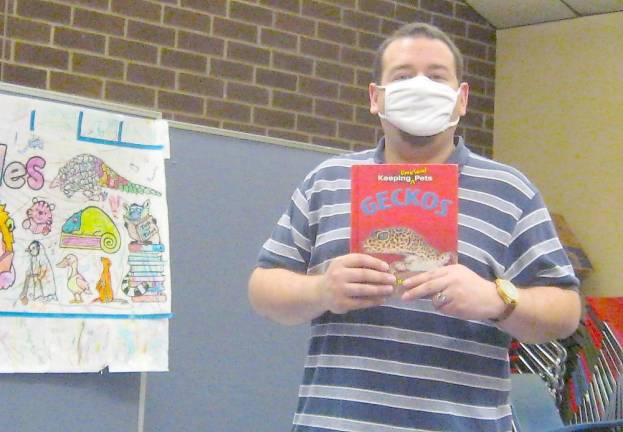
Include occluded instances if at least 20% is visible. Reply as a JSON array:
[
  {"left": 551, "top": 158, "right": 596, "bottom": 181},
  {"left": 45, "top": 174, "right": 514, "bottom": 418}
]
[{"left": 372, "top": 22, "right": 464, "bottom": 84}]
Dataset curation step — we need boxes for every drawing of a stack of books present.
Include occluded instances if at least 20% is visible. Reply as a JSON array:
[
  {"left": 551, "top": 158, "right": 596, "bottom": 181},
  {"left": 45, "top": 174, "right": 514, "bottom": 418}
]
[{"left": 121, "top": 200, "right": 167, "bottom": 303}]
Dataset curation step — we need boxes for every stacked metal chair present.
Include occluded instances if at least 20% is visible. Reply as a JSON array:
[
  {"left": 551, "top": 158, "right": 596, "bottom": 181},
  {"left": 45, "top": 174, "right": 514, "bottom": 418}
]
[
  {"left": 510, "top": 296, "right": 623, "bottom": 432},
  {"left": 510, "top": 339, "right": 568, "bottom": 406},
  {"left": 560, "top": 298, "right": 623, "bottom": 428}
]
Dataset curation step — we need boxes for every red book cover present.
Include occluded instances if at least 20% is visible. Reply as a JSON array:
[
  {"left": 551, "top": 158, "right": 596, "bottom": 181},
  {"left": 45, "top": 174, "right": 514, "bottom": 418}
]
[
  {"left": 585, "top": 296, "right": 623, "bottom": 344},
  {"left": 351, "top": 164, "right": 458, "bottom": 288}
]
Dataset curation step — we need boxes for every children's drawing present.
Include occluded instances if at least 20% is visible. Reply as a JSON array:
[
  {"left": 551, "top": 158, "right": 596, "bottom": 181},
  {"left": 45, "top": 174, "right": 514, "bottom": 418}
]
[
  {"left": 0, "top": 205, "right": 16, "bottom": 290},
  {"left": 123, "top": 200, "right": 160, "bottom": 244},
  {"left": 60, "top": 206, "right": 121, "bottom": 253},
  {"left": 121, "top": 243, "right": 166, "bottom": 303},
  {"left": 22, "top": 198, "right": 55, "bottom": 235},
  {"left": 147, "top": 166, "right": 158, "bottom": 182},
  {"left": 18, "top": 111, "right": 45, "bottom": 154},
  {"left": 93, "top": 257, "right": 127, "bottom": 304},
  {"left": 108, "top": 195, "right": 122, "bottom": 218},
  {"left": 121, "top": 200, "right": 166, "bottom": 303},
  {"left": 19, "top": 240, "right": 57, "bottom": 304},
  {"left": 18, "top": 136, "right": 44, "bottom": 154},
  {"left": 0, "top": 93, "right": 171, "bottom": 373},
  {"left": 95, "top": 257, "right": 113, "bottom": 302},
  {"left": 50, "top": 154, "right": 161, "bottom": 201},
  {"left": 56, "top": 254, "right": 91, "bottom": 304}
]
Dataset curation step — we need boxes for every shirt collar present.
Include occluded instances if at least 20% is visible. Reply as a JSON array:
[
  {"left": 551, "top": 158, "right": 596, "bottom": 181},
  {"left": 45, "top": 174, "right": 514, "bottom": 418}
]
[{"left": 373, "top": 136, "right": 470, "bottom": 168}]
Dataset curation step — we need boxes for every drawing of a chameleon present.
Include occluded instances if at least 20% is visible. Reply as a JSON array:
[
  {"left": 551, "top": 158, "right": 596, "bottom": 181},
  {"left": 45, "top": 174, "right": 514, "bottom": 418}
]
[
  {"left": 60, "top": 206, "right": 121, "bottom": 254},
  {"left": 51, "top": 154, "right": 161, "bottom": 201}
]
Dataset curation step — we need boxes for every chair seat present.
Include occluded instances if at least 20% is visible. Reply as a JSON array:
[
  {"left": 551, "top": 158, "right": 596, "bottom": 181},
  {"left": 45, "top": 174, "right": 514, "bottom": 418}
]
[
  {"left": 510, "top": 373, "right": 565, "bottom": 432},
  {"left": 510, "top": 373, "right": 623, "bottom": 432}
]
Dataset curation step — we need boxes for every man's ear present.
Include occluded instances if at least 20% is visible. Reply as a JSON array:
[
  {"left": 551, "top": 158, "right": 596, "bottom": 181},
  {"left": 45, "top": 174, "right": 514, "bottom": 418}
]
[
  {"left": 458, "top": 82, "right": 469, "bottom": 116},
  {"left": 369, "top": 82, "right": 381, "bottom": 115}
]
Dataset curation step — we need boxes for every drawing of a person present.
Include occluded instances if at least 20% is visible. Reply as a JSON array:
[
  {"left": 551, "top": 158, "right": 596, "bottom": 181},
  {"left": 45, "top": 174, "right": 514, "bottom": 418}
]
[{"left": 20, "top": 240, "right": 57, "bottom": 304}]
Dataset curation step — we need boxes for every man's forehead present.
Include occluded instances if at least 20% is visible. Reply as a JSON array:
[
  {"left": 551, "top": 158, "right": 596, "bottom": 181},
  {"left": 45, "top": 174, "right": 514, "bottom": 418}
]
[{"left": 382, "top": 36, "right": 455, "bottom": 69}]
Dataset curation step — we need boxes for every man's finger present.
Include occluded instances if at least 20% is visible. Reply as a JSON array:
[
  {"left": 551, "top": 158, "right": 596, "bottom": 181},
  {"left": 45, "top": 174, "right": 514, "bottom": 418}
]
[
  {"left": 341, "top": 253, "right": 391, "bottom": 272},
  {"left": 346, "top": 296, "right": 388, "bottom": 311},
  {"left": 402, "top": 267, "right": 447, "bottom": 288},
  {"left": 344, "top": 282, "right": 394, "bottom": 298},
  {"left": 344, "top": 267, "right": 396, "bottom": 285},
  {"left": 402, "top": 280, "right": 445, "bottom": 301}
]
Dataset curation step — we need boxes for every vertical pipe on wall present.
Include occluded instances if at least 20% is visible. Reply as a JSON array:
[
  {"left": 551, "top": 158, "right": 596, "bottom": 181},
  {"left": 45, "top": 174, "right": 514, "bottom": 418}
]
[{"left": 138, "top": 372, "right": 148, "bottom": 432}]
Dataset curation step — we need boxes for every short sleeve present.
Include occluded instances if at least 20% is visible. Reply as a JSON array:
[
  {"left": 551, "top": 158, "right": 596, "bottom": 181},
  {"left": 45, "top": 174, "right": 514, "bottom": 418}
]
[
  {"left": 257, "top": 181, "right": 312, "bottom": 274},
  {"left": 502, "top": 192, "right": 579, "bottom": 290}
]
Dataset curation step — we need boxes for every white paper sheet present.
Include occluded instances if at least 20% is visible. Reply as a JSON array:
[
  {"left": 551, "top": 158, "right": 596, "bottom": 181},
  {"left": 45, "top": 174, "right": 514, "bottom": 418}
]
[{"left": 0, "top": 93, "right": 171, "bottom": 372}]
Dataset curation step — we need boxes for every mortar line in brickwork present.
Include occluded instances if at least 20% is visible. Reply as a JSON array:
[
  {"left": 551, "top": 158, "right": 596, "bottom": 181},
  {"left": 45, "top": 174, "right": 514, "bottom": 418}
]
[{"left": 0, "top": 0, "right": 10, "bottom": 82}]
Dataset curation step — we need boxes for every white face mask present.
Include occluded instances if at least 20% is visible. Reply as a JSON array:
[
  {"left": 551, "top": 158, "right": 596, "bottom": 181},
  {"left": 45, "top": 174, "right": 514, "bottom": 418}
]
[{"left": 378, "top": 75, "right": 461, "bottom": 137}]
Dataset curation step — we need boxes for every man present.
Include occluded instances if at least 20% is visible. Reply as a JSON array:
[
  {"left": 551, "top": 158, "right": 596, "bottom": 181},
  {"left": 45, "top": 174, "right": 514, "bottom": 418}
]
[{"left": 249, "top": 22, "right": 581, "bottom": 432}]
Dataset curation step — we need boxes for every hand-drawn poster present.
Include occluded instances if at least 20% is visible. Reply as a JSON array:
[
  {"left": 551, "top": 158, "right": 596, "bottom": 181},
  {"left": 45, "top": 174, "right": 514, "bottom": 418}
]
[{"left": 0, "top": 92, "right": 171, "bottom": 372}]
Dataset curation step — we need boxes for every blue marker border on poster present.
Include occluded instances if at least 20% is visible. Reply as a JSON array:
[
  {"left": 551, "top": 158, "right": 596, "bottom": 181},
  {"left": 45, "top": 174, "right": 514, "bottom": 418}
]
[{"left": 76, "top": 111, "right": 165, "bottom": 150}]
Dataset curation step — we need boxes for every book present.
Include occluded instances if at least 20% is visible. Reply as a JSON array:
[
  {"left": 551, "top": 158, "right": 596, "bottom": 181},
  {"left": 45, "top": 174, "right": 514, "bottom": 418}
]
[
  {"left": 350, "top": 164, "right": 458, "bottom": 291},
  {"left": 585, "top": 296, "right": 623, "bottom": 345},
  {"left": 126, "top": 265, "right": 166, "bottom": 272},
  {"left": 131, "top": 294, "right": 167, "bottom": 303},
  {"left": 128, "top": 243, "right": 165, "bottom": 253},
  {"left": 128, "top": 275, "right": 166, "bottom": 283}
]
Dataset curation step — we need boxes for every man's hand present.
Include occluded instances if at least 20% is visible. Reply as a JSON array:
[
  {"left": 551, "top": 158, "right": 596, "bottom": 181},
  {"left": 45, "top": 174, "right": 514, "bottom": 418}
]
[
  {"left": 249, "top": 254, "right": 397, "bottom": 325},
  {"left": 400, "top": 264, "right": 504, "bottom": 321},
  {"left": 317, "top": 253, "right": 396, "bottom": 314},
  {"left": 399, "top": 263, "right": 581, "bottom": 342}
]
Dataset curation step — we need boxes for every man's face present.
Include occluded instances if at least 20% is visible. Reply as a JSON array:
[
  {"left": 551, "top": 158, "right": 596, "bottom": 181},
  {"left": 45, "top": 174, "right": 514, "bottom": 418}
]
[{"left": 369, "top": 36, "right": 468, "bottom": 132}]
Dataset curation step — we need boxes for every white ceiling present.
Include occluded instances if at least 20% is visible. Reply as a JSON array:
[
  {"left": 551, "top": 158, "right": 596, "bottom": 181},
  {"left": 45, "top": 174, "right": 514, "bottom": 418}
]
[{"left": 464, "top": 0, "right": 623, "bottom": 29}]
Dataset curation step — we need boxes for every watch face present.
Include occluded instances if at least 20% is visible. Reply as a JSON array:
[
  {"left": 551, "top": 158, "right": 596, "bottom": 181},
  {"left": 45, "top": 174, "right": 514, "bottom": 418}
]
[{"left": 500, "top": 279, "right": 519, "bottom": 302}]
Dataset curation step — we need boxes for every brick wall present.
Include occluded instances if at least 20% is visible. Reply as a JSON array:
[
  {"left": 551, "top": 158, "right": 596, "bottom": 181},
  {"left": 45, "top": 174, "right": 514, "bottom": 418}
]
[{"left": 0, "top": 0, "right": 495, "bottom": 155}]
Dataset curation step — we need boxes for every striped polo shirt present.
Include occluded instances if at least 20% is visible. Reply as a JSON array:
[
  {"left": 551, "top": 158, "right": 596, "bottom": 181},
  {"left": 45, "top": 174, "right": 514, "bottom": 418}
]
[{"left": 257, "top": 137, "right": 579, "bottom": 432}]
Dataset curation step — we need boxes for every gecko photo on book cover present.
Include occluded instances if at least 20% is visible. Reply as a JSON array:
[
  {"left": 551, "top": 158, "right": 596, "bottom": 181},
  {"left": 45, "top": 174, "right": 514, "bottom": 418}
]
[{"left": 351, "top": 164, "right": 459, "bottom": 294}]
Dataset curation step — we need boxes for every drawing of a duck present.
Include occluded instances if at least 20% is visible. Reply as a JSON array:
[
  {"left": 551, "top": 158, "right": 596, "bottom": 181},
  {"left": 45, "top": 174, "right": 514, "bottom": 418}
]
[{"left": 57, "top": 254, "right": 91, "bottom": 303}]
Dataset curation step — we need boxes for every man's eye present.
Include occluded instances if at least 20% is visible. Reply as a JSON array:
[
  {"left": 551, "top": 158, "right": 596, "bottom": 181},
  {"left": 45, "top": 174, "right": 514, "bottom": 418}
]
[{"left": 394, "top": 74, "right": 412, "bottom": 81}]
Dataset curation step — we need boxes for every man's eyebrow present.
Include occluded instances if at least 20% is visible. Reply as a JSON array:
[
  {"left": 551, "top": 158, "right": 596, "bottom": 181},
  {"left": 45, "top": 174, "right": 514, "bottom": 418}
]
[
  {"left": 386, "top": 63, "right": 451, "bottom": 76},
  {"left": 386, "top": 64, "right": 412, "bottom": 74},
  {"left": 427, "top": 64, "right": 451, "bottom": 72}
]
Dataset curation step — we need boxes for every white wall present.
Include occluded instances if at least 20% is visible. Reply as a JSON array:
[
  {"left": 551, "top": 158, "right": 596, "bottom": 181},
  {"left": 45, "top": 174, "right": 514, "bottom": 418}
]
[{"left": 494, "top": 12, "right": 623, "bottom": 296}]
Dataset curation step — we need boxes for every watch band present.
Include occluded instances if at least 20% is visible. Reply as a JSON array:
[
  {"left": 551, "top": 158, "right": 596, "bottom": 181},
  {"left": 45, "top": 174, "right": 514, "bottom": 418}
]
[
  {"left": 491, "top": 302, "right": 516, "bottom": 322},
  {"left": 491, "top": 279, "right": 518, "bottom": 322}
]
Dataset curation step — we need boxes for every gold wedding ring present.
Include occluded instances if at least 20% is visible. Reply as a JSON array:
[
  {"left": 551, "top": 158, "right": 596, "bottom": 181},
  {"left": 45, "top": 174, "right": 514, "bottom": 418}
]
[{"left": 432, "top": 292, "right": 449, "bottom": 308}]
